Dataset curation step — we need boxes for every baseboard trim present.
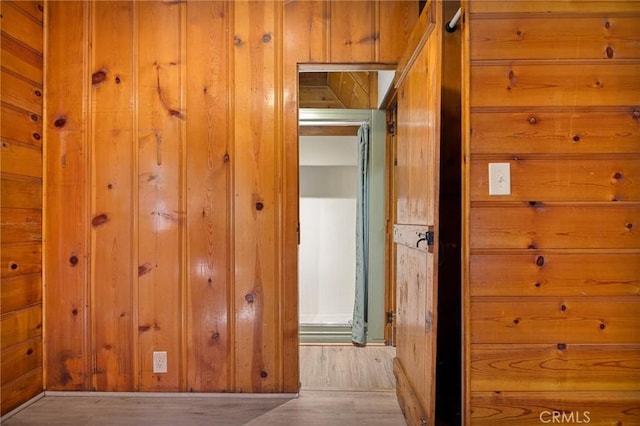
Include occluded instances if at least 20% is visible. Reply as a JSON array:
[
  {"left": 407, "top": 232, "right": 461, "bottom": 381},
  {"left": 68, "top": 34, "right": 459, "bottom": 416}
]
[
  {"left": 43, "top": 391, "right": 299, "bottom": 399},
  {"left": 1, "top": 391, "right": 45, "bottom": 422}
]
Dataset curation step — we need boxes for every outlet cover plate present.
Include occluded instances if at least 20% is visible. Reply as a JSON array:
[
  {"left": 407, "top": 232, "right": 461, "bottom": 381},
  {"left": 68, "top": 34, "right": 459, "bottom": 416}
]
[{"left": 153, "top": 351, "right": 167, "bottom": 374}]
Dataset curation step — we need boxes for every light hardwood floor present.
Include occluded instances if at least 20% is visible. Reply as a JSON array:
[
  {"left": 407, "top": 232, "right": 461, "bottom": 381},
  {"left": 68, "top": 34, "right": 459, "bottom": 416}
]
[
  {"left": 2, "top": 345, "right": 404, "bottom": 425},
  {"left": 299, "top": 344, "right": 396, "bottom": 390}
]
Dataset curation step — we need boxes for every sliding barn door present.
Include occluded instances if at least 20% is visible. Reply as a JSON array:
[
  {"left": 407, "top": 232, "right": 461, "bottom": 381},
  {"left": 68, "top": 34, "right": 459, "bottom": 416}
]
[{"left": 392, "top": 1, "right": 442, "bottom": 425}]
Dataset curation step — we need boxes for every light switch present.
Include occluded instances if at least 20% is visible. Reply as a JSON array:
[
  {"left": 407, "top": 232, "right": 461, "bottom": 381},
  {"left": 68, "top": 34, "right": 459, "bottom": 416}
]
[{"left": 488, "top": 163, "right": 511, "bottom": 195}]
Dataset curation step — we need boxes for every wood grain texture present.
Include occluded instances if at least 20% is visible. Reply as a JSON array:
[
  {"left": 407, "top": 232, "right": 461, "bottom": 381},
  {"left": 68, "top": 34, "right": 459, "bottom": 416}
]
[
  {"left": 136, "top": 0, "right": 184, "bottom": 391},
  {"left": 1, "top": 142, "right": 42, "bottom": 178},
  {"left": 0, "top": 71, "right": 43, "bottom": 114},
  {"left": 470, "top": 391, "right": 640, "bottom": 425},
  {"left": 1, "top": 338, "right": 42, "bottom": 386},
  {"left": 39, "top": 0, "right": 417, "bottom": 398},
  {"left": 90, "top": 1, "right": 135, "bottom": 392},
  {"left": 328, "top": 1, "right": 375, "bottom": 63},
  {"left": 233, "top": 0, "right": 281, "bottom": 393},
  {"left": 44, "top": 0, "right": 91, "bottom": 391},
  {"left": 1, "top": 305, "right": 42, "bottom": 350},
  {"left": 1, "top": 32, "right": 43, "bottom": 85},
  {"left": 0, "top": 274, "right": 42, "bottom": 313},
  {"left": 471, "top": 299, "right": 640, "bottom": 344},
  {"left": 471, "top": 63, "right": 640, "bottom": 108},
  {"left": 0, "top": 208, "right": 41, "bottom": 244},
  {"left": 0, "top": 104, "right": 42, "bottom": 148},
  {"left": 0, "top": 177, "right": 41, "bottom": 210},
  {"left": 470, "top": 16, "right": 640, "bottom": 60},
  {"left": 470, "top": 252, "right": 640, "bottom": 297},
  {"left": 0, "top": 368, "right": 42, "bottom": 416},
  {"left": 470, "top": 109, "right": 640, "bottom": 155},
  {"left": 471, "top": 344, "right": 640, "bottom": 391},
  {"left": 469, "top": 1, "right": 640, "bottom": 14},
  {"left": 1, "top": 243, "right": 40, "bottom": 280},
  {"left": 470, "top": 205, "right": 640, "bottom": 249},
  {"left": 393, "top": 2, "right": 442, "bottom": 424},
  {"left": 185, "top": 0, "right": 231, "bottom": 392},
  {"left": 470, "top": 158, "right": 640, "bottom": 202},
  {"left": 0, "top": 1, "right": 43, "bottom": 53},
  {"left": 377, "top": 1, "right": 418, "bottom": 63}
]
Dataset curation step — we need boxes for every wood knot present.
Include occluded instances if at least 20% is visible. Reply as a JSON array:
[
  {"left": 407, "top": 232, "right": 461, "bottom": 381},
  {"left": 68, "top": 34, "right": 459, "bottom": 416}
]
[
  {"left": 260, "top": 371, "right": 268, "bottom": 379},
  {"left": 211, "top": 332, "right": 220, "bottom": 340},
  {"left": 223, "top": 153, "right": 230, "bottom": 162},
  {"left": 34, "top": 90, "right": 42, "bottom": 97},
  {"left": 560, "top": 304, "right": 567, "bottom": 312},
  {"left": 626, "top": 222, "right": 633, "bottom": 230},
  {"left": 31, "top": 114, "right": 39, "bottom": 122},
  {"left": 37, "top": 4, "right": 43, "bottom": 12},
  {"left": 115, "top": 76, "right": 121, "bottom": 84},
  {"left": 572, "top": 135, "right": 580, "bottom": 142},
  {"left": 262, "top": 33, "right": 272, "bottom": 43},
  {"left": 557, "top": 343, "right": 566, "bottom": 350},
  {"left": 604, "top": 20, "right": 611, "bottom": 29},
  {"left": 632, "top": 110, "right": 640, "bottom": 119},
  {"left": 69, "top": 255, "right": 79, "bottom": 266},
  {"left": 599, "top": 323, "right": 606, "bottom": 330},
  {"left": 256, "top": 202, "right": 264, "bottom": 211},
  {"left": 605, "top": 46, "right": 614, "bottom": 59},
  {"left": 536, "top": 255, "right": 545, "bottom": 267},
  {"left": 138, "top": 263, "right": 153, "bottom": 276},
  {"left": 92, "top": 70, "right": 107, "bottom": 86},
  {"left": 528, "top": 201, "right": 538, "bottom": 207},
  {"left": 208, "top": 278, "right": 213, "bottom": 284},
  {"left": 27, "top": 348, "right": 34, "bottom": 355},
  {"left": 234, "top": 35, "right": 243, "bottom": 47},
  {"left": 528, "top": 116, "right": 537, "bottom": 125},
  {"left": 92, "top": 213, "right": 109, "bottom": 227},
  {"left": 72, "top": 308, "right": 79, "bottom": 316},
  {"left": 104, "top": 344, "right": 113, "bottom": 350},
  {"left": 613, "top": 172, "right": 623, "bottom": 180},
  {"left": 534, "top": 282, "right": 542, "bottom": 288},
  {"left": 245, "top": 293, "right": 255, "bottom": 303},
  {"left": 54, "top": 116, "right": 67, "bottom": 128},
  {"left": 107, "top": 183, "right": 113, "bottom": 189},
  {"left": 10, "top": 263, "right": 18, "bottom": 270},
  {"left": 33, "top": 132, "right": 41, "bottom": 140},
  {"left": 513, "top": 319, "right": 520, "bottom": 325}
]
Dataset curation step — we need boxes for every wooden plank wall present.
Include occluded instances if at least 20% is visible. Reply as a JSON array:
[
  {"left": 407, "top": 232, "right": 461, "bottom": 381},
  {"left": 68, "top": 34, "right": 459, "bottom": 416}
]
[
  {"left": 462, "top": 1, "right": 640, "bottom": 424},
  {"left": 42, "top": 0, "right": 416, "bottom": 394},
  {"left": 0, "top": 0, "right": 45, "bottom": 416}
]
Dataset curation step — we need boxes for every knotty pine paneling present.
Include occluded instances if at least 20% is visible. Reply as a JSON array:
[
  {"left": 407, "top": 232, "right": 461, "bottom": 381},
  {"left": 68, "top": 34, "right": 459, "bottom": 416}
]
[
  {"left": 90, "top": 1, "right": 135, "bottom": 392},
  {"left": 463, "top": 1, "right": 640, "bottom": 423},
  {"left": 470, "top": 158, "right": 640, "bottom": 202},
  {"left": 470, "top": 16, "right": 640, "bottom": 60},
  {"left": 471, "top": 344, "right": 640, "bottom": 392},
  {"left": 45, "top": 0, "right": 91, "bottom": 392},
  {"left": 470, "top": 391, "right": 640, "bottom": 426},
  {"left": 43, "top": 0, "right": 416, "bottom": 395},
  {"left": 0, "top": 0, "right": 43, "bottom": 415},
  {"left": 470, "top": 109, "right": 640, "bottom": 155},
  {"left": 185, "top": 0, "right": 232, "bottom": 393},
  {"left": 470, "top": 252, "right": 640, "bottom": 297}
]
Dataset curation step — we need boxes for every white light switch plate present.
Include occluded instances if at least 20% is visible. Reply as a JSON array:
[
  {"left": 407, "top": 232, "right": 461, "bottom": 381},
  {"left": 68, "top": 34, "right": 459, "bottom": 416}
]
[{"left": 489, "top": 163, "right": 511, "bottom": 195}]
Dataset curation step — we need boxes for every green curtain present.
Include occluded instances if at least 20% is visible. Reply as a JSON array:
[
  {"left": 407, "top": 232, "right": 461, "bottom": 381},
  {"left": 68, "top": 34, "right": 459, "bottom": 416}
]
[{"left": 352, "top": 123, "right": 370, "bottom": 345}]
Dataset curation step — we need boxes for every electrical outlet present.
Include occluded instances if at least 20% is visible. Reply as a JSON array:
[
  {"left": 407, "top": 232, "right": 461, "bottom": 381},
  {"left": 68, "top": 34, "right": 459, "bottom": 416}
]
[
  {"left": 153, "top": 351, "right": 167, "bottom": 374},
  {"left": 488, "top": 163, "right": 511, "bottom": 195}
]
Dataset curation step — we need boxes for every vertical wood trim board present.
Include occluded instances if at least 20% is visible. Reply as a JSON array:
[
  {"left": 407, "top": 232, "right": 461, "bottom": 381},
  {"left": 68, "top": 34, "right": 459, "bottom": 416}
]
[
  {"left": 462, "top": 1, "right": 640, "bottom": 425},
  {"left": 40, "top": 0, "right": 417, "bottom": 395}
]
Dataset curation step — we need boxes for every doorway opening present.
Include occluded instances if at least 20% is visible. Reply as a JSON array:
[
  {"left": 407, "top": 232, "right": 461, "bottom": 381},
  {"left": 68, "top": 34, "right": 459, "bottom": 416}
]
[{"left": 297, "top": 67, "right": 397, "bottom": 391}]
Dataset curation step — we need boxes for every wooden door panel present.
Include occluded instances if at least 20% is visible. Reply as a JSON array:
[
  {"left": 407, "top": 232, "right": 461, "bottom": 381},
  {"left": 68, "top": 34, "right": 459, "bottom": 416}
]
[{"left": 393, "top": 1, "right": 442, "bottom": 425}]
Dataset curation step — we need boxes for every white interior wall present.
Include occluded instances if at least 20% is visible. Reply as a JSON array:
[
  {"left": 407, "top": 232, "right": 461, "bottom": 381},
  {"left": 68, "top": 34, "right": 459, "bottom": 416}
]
[{"left": 299, "top": 136, "right": 357, "bottom": 325}]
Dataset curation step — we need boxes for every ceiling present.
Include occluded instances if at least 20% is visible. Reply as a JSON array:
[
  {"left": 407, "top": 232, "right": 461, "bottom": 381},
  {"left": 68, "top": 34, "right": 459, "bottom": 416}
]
[{"left": 298, "top": 72, "right": 378, "bottom": 109}]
